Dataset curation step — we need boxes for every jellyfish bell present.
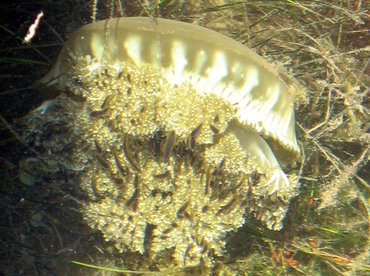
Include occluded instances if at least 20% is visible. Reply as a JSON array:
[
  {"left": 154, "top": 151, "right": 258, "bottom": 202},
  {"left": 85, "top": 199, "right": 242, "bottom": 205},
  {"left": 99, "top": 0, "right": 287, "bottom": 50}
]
[{"left": 39, "top": 17, "right": 300, "bottom": 200}]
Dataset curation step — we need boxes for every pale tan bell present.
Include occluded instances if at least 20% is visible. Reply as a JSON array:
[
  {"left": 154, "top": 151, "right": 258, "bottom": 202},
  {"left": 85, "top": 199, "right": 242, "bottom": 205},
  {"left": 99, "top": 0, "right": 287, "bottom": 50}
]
[{"left": 40, "top": 17, "right": 300, "bottom": 197}]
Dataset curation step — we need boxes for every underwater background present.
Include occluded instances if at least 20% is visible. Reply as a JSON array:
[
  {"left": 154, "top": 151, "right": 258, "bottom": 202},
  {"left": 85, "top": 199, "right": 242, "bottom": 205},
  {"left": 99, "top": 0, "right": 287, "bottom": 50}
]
[{"left": 0, "top": 0, "right": 368, "bottom": 275}]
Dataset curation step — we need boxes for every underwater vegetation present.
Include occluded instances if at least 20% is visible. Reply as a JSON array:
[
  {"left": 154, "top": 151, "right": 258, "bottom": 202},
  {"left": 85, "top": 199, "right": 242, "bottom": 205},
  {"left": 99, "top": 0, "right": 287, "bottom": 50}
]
[{"left": 0, "top": 0, "right": 368, "bottom": 275}]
